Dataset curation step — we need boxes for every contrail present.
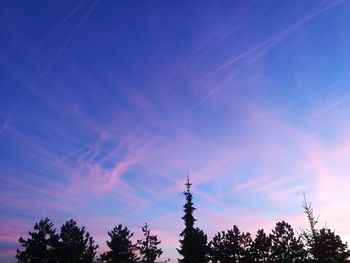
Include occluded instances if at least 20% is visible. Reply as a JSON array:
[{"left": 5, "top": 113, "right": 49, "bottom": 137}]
[
  {"left": 33, "top": 145, "right": 90, "bottom": 177},
  {"left": 135, "top": 0, "right": 346, "bottom": 154},
  {"left": 34, "top": 0, "right": 100, "bottom": 85},
  {"left": 3, "top": 0, "right": 100, "bottom": 135},
  {"left": 16, "top": 0, "right": 86, "bottom": 74},
  {"left": 186, "top": 0, "right": 345, "bottom": 90},
  {"left": 32, "top": 108, "right": 133, "bottom": 177},
  {"left": 0, "top": 115, "right": 10, "bottom": 134},
  {"left": 0, "top": 94, "right": 26, "bottom": 135}
]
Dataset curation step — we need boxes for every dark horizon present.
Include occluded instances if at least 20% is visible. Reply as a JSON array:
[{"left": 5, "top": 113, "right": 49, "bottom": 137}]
[{"left": 15, "top": 178, "right": 350, "bottom": 262}]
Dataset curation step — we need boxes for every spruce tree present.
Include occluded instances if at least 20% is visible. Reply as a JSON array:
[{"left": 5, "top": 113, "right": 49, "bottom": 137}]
[
  {"left": 16, "top": 218, "right": 59, "bottom": 263},
  {"left": 192, "top": 227, "right": 209, "bottom": 262},
  {"left": 136, "top": 223, "right": 164, "bottom": 263},
  {"left": 101, "top": 224, "right": 138, "bottom": 263},
  {"left": 177, "top": 176, "right": 208, "bottom": 263},
  {"left": 58, "top": 219, "right": 98, "bottom": 263}
]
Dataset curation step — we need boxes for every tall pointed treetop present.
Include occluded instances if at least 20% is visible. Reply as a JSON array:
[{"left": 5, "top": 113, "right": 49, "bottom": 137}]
[
  {"left": 185, "top": 175, "right": 192, "bottom": 192},
  {"left": 178, "top": 176, "right": 208, "bottom": 263}
]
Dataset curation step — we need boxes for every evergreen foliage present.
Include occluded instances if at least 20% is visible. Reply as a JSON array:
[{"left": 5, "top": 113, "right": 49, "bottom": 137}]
[
  {"left": 251, "top": 229, "right": 271, "bottom": 263},
  {"left": 302, "top": 196, "right": 350, "bottom": 263},
  {"left": 177, "top": 176, "right": 209, "bottom": 263},
  {"left": 311, "top": 228, "right": 350, "bottom": 263},
  {"left": 270, "top": 221, "right": 306, "bottom": 263},
  {"left": 136, "top": 223, "right": 163, "bottom": 263},
  {"left": 16, "top": 218, "right": 59, "bottom": 263},
  {"left": 209, "top": 231, "right": 228, "bottom": 263},
  {"left": 58, "top": 219, "right": 98, "bottom": 263},
  {"left": 15, "top": 181, "right": 350, "bottom": 263},
  {"left": 224, "top": 225, "right": 242, "bottom": 261},
  {"left": 100, "top": 224, "right": 139, "bottom": 263},
  {"left": 16, "top": 218, "right": 98, "bottom": 263},
  {"left": 209, "top": 226, "right": 253, "bottom": 263},
  {"left": 239, "top": 231, "right": 253, "bottom": 263}
]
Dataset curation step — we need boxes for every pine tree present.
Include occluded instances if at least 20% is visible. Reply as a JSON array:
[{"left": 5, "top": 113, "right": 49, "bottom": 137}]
[
  {"left": 251, "top": 229, "right": 271, "bottom": 263},
  {"left": 58, "top": 219, "right": 98, "bottom": 263},
  {"left": 314, "top": 228, "right": 350, "bottom": 263},
  {"left": 209, "top": 231, "right": 228, "bottom": 263},
  {"left": 16, "top": 218, "right": 59, "bottom": 263},
  {"left": 270, "top": 221, "right": 306, "bottom": 263},
  {"left": 177, "top": 176, "right": 208, "bottom": 263},
  {"left": 240, "top": 231, "right": 253, "bottom": 263},
  {"left": 301, "top": 196, "right": 350, "bottom": 262},
  {"left": 136, "top": 223, "right": 164, "bottom": 263},
  {"left": 224, "top": 225, "right": 242, "bottom": 262},
  {"left": 209, "top": 226, "right": 253, "bottom": 263},
  {"left": 101, "top": 224, "right": 138, "bottom": 263}
]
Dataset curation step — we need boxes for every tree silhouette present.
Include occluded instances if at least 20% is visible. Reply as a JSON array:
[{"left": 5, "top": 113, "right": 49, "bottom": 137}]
[
  {"left": 239, "top": 231, "right": 253, "bottom": 263},
  {"left": 209, "top": 226, "right": 253, "bottom": 263},
  {"left": 302, "top": 196, "right": 350, "bottom": 262},
  {"left": 58, "top": 219, "right": 98, "bottom": 263},
  {"left": 136, "top": 222, "right": 164, "bottom": 263},
  {"left": 192, "top": 227, "right": 209, "bottom": 262},
  {"left": 270, "top": 221, "right": 306, "bottom": 263},
  {"left": 15, "top": 194, "right": 350, "bottom": 263},
  {"left": 251, "top": 229, "right": 271, "bottom": 263},
  {"left": 224, "top": 225, "right": 243, "bottom": 262},
  {"left": 177, "top": 176, "right": 208, "bottom": 263},
  {"left": 16, "top": 218, "right": 59, "bottom": 263},
  {"left": 101, "top": 224, "right": 138, "bottom": 263},
  {"left": 311, "top": 228, "right": 350, "bottom": 263},
  {"left": 209, "top": 231, "right": 228, "bottom": 263}
]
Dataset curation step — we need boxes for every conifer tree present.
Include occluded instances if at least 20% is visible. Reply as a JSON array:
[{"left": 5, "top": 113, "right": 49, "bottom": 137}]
[
  {"left": 209, "top": 226, "right": 253, "bottom": 262},
  {"left": 58, "top": 219, "right": 98, "bottom": 263},
  {"left": 101, "top": 224, "right": 138, "bottom": 263},
  {"left": 177, "top": 176, "right": 208, "bottom": 263},
  {"left": 313, "top": 228, "right": 350, "bottom": 263},
  {"left": 270, "top": 221, "right": 306, "bottom": 263},
  {"left": 16, "top": 218, "right": 59, "bottom": 263},
  {"left": 240, "top": 231, "right": 253, "bottom": 263},
  {"left": 251, "top": 229, "right": 271, "bottom": 263},
  {"left": 209, "top": 231, "right": 228, "bottom": 263},
  {"left": 224, "top": 225, "right": 242, "bottom": 262},
  {"left": 302, "top": 196, "right": 350, "bottom": 262},
  {"left": 192, "top": 227, "right": 209, "bottom": 262},
  {"left": 136, "top": 223, "right": 163, "bottom": 263}
]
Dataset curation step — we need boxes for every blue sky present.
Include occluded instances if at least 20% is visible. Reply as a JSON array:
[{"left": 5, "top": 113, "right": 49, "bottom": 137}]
[{"left": 1, "top": 0, "right": 350, "bottom": 262}]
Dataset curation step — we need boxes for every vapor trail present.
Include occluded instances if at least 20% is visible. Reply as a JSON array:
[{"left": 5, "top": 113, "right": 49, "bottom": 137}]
[
  {"left": 3, "top": 0, "right": 99, "bottom": 135},
  {"left": 187, "top": 0, "right": 345, "bottom": 90},
  {"left": 34, "top": 0, "right": 100, "bottom": 85},
  {"left": 16, "top": 0, "right": 86, "bottom": 74},
  {"left": 33, "top": 145, "right": 90, "bottom": 177}
]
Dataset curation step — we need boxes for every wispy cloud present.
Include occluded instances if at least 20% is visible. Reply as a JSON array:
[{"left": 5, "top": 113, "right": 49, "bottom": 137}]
[{"left": 1, "top": 1, "right": 350, "bottom": 261}]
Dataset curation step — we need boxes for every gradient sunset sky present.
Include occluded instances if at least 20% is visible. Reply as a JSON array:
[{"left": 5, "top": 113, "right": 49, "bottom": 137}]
[{"left": 1, "top": 0, "right": 350, "bottom": 262}]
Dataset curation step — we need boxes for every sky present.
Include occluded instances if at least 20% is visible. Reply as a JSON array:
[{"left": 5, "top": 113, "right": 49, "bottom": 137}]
[{"left": 1, "top": 0, "right": 350, "bottom": 262}]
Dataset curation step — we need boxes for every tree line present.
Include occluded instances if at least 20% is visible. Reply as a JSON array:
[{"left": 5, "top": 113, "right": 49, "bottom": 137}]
[
  {"left": 17, "top": 177, "right": 350, "bottom": 262},
  {"left": 16, "top": 219, "right": 165, "bottom": 263}
]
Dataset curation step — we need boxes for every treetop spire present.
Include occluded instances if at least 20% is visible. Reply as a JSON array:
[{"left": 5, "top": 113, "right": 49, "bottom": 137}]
[{"left": 185, "top": 174, "right": 192, "bottom": 192}]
